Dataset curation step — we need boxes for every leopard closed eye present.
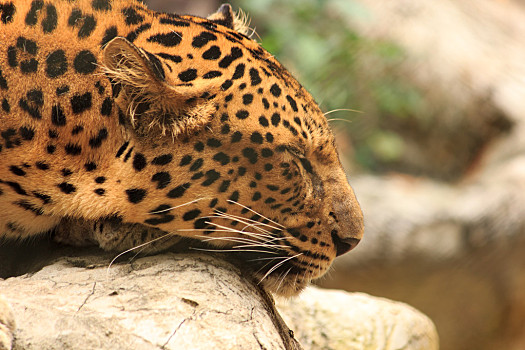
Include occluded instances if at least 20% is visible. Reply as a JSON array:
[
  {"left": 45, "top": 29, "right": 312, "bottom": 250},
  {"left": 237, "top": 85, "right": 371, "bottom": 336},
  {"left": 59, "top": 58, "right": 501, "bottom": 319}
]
[{"left": 0, "top": 0, "right": 364, "bottom": 296}]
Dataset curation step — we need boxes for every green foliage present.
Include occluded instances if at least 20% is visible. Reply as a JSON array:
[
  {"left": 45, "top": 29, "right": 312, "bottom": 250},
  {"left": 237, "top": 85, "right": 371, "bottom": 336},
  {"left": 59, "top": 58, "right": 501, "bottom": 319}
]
[{"left": 234, "top": 0, "right": 426, "bottom": 172}]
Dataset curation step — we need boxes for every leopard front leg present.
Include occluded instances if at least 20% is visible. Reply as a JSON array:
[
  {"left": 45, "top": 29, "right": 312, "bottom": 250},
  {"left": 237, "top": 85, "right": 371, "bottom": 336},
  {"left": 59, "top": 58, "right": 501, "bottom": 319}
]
[
  {"left": 0, "top": 296, "right": 15, "bottom": 350},
  {"left": 54, "top": 218, "right": 183, "bottom": 254}
]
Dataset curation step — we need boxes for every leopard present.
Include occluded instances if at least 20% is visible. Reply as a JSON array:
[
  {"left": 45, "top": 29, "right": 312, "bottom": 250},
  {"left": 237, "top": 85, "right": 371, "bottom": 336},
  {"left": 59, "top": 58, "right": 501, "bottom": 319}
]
[{"left": 0, "top": 0, "right": 363, "bottom": 300}]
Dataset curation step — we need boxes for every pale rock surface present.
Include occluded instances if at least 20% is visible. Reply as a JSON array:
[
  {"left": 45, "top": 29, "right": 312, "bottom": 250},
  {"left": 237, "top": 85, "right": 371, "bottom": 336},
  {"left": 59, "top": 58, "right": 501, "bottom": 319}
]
[
  {"left": 0, "top": 252, "right": 438, "bottom": 350},
  {"left": 277, "top": 287, "right": 439, "bottom": 350},
  {"left": 1, "top": 252, "right": 291, "bottom": 350}
]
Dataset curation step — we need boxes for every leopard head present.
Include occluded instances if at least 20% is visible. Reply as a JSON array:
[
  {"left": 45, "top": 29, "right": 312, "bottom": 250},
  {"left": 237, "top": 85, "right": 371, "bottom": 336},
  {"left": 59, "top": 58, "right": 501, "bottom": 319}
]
[{"left": 101, "top": 4, "right": 363, "bottom": 295}]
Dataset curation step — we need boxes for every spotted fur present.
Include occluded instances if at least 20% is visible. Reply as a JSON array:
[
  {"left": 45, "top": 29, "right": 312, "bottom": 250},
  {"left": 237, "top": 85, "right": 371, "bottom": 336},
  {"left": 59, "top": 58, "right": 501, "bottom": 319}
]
[{"left": 0, "top": 0, "right": 363, "bottom": 295}]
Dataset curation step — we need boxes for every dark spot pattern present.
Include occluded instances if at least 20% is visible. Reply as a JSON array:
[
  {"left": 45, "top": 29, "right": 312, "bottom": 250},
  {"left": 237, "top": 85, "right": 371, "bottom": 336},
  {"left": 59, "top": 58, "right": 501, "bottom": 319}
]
[
  {"left": 144, "top": 215, "right": 175, "bottom": 225},
  {"left": 271, "top": 113, "right": 280, "bottom": 126},
  {"left": 183, "top": 209, "right": 201, "bottom": 221},
  {"left": 286, "top": 95, "right": 299, "bottom": 112},
  {"left": 179, "top": 69, "right": 197, "bottom": 82},
  {"left": 57, "top": 182, "right": 76, "bottom": 194},
  {"left": 151, "top": 172, "right": 171, "bottom": 189},
  {"left": 132, "top": 153, "right": 147, "bottom": 171},
  {"left": 203, "top": 71, "right": 222, "bottom": 79},
  {"left": 249, "top": 68, "right": 262, "bottom": 86},
  {"left": 0, "top": 3, "right": 15, "bottom": 24},
  {"left": 219, "top": 180, "right": 231, "bottom": 193},
  {"left": 167, "top": 183, "right": 190, "bottom": 198},
  {"left": 19, "top": 126, "right": 35, "bottom": 140},
  {"left": 192, "top": 31, "right": 217, "bottom": 48},
  {"left": 232, "top": 64, "right": 245, "bottom": 79},
  {"left": 1, "top": 99, "right": 9, "bottom": 112},
  {"left": 42, "top": 4, "right": 58, "bottom": 33},
  {"left": 33, "top": 191, "right": 51, "bottom": 204},
  {"left": 74, "top": 50, "right": 97, "bottom": 74},
  {"left": 71, "top": 92, "right": 92, "bottom": 114},
  {"left": 92, "top": 0, "right": 112, "bottom": 11},
  {"left": 101, "top": 98, "right": 113, "bottom": 116},
  {"left": 236, "top": 110, "right": 249, "bottom": 120},
  {"left": 65, "top": 143, "right": 82, "bottom": 155},
  {"left": 144, "top": 51, "right": 165, "bottom": 80},
  {"left": 202, "top": 45, "right": 221, "bottom": 60},
  {"left": 189, "top": 158, "right": 203, "bottom": 172},
  {"left": 219, "top": 47, "right": 243, "bottom": 68},
  {"left": 157, "top": 52, "right": 182, "bottom": 64},
  {"left": 89, "top": 128, "right": 108, "bottom": 148},
  {"left": 231, "top": 131, "right": 242, "bottom": 143},
  {"left": 9, "top": 166, "right": 26, "bottom": 176},
  {"left": 151, "top": 154, "right": 173, "bottom": 166},
  {"left": 19, "top": 89, "right": 43, "bottom": 119},
  {"left": 0, "top": 69, "right": 7, "bottom": 90},
  {"left": 4, "top": 181, "right": 27, "bottom": 195},
  {"left": 25, "top": 0, "right": 44, "bottom": 26},
  {"left": 242, "top": 148, "right": 258, "bottom": 164},
  {"left": 56, "top": 85, "right": 70, "bottom": 96},
  {"left": 101, "top": 26, "right": 118, "bottom": 47},
  {"left": 179, "top": 155, "right": 192, "bottom": 166},
  {"left": 147, "top": 32, "right": 182, "bottom": 47},
  {"left": 94, "top": 188, "right": 105, "bottom": 195},
  {"left": 46, "top": 50, "right": 68, "bottom": 78},
  {"left": 202, "top": 170, "right": 220, "bottom": 186},
  {"left": 95, "top": 176, "right": 106, "bottom": 184},
  {"left": 68, "top": 9, "right": 96, "bottom": 39},
  {"left": 213, "top": 152, "right": 230, "bottom": 165},
  {"left": 71, "top": 125, "right": 84, "bottom": 135},
  {"left": 250, "top": 132, "right": 263, "bottom": 144},
  {"left": 126, "top": 188, "right": 147, "bottom": 203},
  {"left": 125, "top": 23, "right": 151, "bottom": 42},
  {"left": 51, "top": 105, "right": 66, "bottom": 126},
  {"left": 159, "top": 17, "right": 189, "bottom": 27},
  {"left": 122, "top": 7, "right": 143, "bottom": 25},
  {"left": 270, "top": 84, "right": 281, "bottom": 97}
]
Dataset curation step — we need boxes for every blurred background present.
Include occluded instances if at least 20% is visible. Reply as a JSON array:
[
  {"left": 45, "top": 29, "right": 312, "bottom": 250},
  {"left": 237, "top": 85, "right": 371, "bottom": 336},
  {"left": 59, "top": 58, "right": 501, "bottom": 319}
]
[{"left": 145, "top": 1, "right": 525, "bottom": 349}]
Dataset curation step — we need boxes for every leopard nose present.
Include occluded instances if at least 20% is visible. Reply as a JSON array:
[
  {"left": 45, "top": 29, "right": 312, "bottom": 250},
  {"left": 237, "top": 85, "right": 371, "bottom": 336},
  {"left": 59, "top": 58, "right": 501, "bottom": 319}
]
[{"left": 331, "top": 230, "right": 361, "bottom": 256}]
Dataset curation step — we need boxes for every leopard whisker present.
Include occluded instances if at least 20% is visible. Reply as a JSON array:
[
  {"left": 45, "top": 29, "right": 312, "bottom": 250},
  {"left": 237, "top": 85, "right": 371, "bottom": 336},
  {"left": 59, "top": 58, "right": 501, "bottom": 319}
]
[
  {"left": 232, "top": 243, "right": 289, "bottom": 250},
  {"left": 209, "top": 210, "right": 281, "bottom": 232},
  {"left": 190, "top": 247, "right": 282, "bottom": 255},
  {"left": 149, "top": 197, "right": 210, "bottom": 215},
  {"left": 106, "top": 231, "right": 174, "bottom": 275},
  {"left": 197, "top": 235, "right": 286, "bottom": 250},
  {"left": 275, "top": 267, "right": 293, "bottom": 294},
  {"left": 197, "top": 235, "right": 270, "bottom": 245},
  {"left": 326, "top": 118, "right": 355, "bottom": 124},
  {"left": 226, "top": 200, "right": 286, "bottom": 229},
  {"left": 248, "top": 256, "right": 294, "bottom": 262},
  {"left": 324, "top": 108, "right": 362, "bottom": 116},
  {"left": 259, "top": 253, "right": 302, "bottom": 283},
  {"left": 170, "top": 30, "right": 183, "bottom": 39},
  {"left": 205, "top": 220, "right": 279, "bottom": 243},
  {"left": 176, "top": 224, "right": 277, "bottom": 246},
  {"left": 209, "top": 210, "right": 282, "bottom": 232}
]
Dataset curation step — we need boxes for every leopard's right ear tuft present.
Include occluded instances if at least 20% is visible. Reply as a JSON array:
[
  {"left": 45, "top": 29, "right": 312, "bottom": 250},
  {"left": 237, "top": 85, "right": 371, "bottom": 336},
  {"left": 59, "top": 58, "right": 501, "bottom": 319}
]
[
  {"left": 102, "top": 37, "right": 219, "bottom": 139},
  {"left": 207, "top": 4, "right": 252, "bottom": 36}
]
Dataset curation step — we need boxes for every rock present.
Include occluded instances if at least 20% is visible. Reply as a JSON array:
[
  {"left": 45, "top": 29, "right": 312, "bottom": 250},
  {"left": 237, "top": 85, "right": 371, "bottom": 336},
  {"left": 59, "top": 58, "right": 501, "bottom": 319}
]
[
  {"left": 0, "top": 296, "right": 15, "bottom": 350},
  {"left": 0, "top": 252, "right": 437, "bottom": 350},
  {"left": 0, "top": 252, "right": 296, "bottom": 350},
  {"left": 277, "top": 287, "right": 439, "bottom": 350}
]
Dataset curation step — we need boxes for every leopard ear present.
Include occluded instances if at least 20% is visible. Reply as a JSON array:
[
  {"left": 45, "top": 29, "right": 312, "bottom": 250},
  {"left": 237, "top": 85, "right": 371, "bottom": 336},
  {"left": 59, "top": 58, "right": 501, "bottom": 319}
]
[
  {"left": 207, "top": 4, "right": 251, "bottom": 36},
  {"left": 207, "top": 4, "right": 235, "bottom": 29},
  {"left": 102, "top": 37, "right": 218, "bottom": 138}
]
